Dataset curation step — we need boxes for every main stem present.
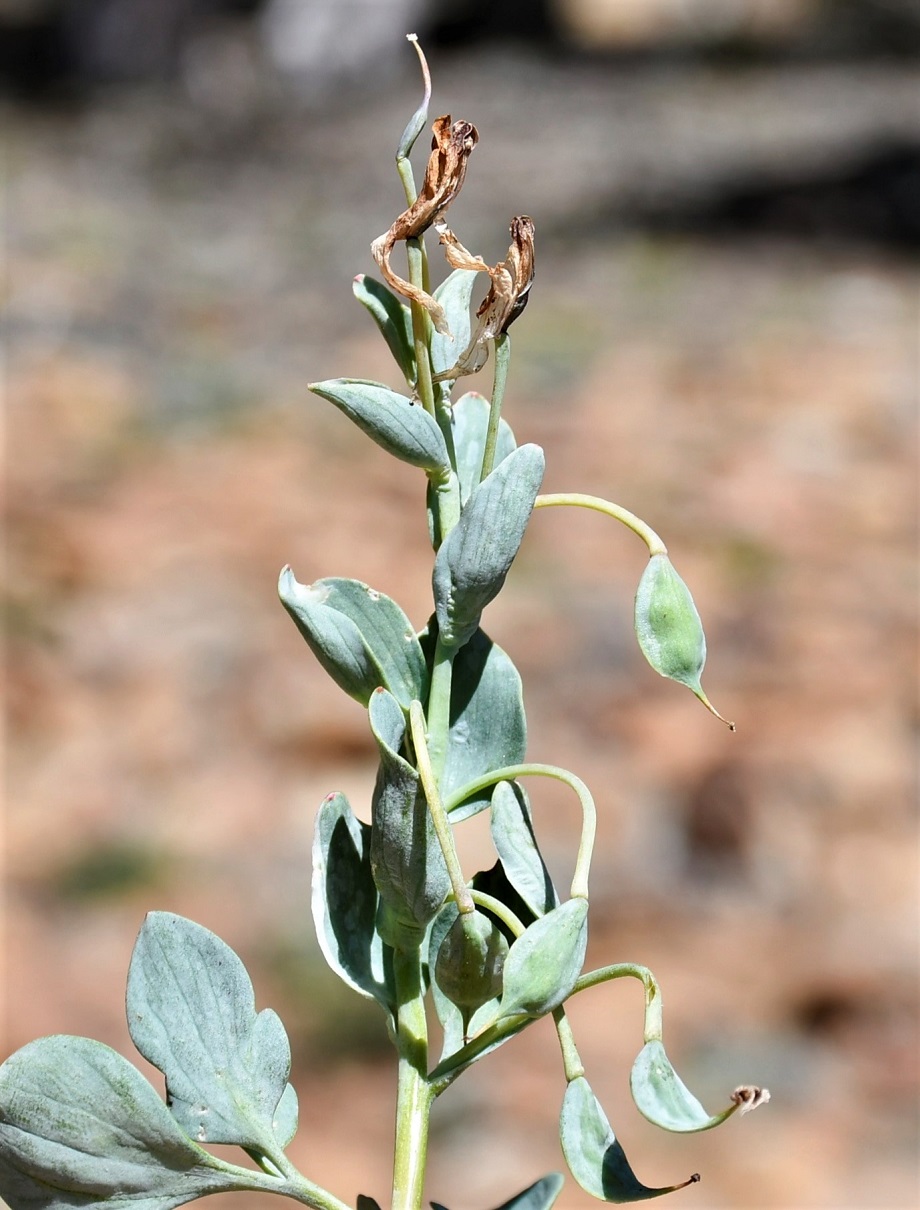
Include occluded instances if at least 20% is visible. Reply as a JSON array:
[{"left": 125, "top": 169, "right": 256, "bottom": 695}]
[{"left": 391, "top": 947, "right": 434, "bottom": 1210}]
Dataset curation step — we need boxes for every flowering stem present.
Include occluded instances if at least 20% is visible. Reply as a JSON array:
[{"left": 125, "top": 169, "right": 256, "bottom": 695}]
[
  {"left": 480, "top": 333, "right": 511, "bottom": 482},
  {"left": 444, "top": 763, "right": 596, "bottom": 901},
  {"left": 534, "top": 493, "right": 668, "bottom": 557},
  {"left": 410, "top": 700, "right": 473, "bottom": 915}
]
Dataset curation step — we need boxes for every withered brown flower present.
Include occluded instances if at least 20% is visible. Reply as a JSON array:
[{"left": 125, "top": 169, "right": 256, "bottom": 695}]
[
  {"left": 371, "top": 115, "right": 479, "bottom": 335},
  {"left": 433, "top": 214, "right": 536, "bottom": 381}
]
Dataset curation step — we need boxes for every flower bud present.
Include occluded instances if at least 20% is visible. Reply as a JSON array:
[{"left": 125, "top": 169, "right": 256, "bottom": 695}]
[
  {"left": 435, "top": 910, "right": 509, "bottom": 1025},
  {"left": 634, "top": 553, "right": 734, "bottom": 729}
]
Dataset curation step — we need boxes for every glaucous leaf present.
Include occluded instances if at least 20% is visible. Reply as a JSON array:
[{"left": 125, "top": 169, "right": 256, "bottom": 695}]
[
  {"left": 126, "top": 913, "right": 294, "bottom": 1152},
  {"left": 313, "top": 791, "right": 395, "bottom": 1014},
  {"left": 490, "top": 781, "right": 557, "bottom": 919},
  {"left": 498, "top": 898, "right": 588, "bottom": 1020},
  {"left": 280, "top": 570, "right": 427, "bottom": 708},
  {"left": 450, "top": 391, "right": 517, "bottom": 505},
  {"left": 353, "top": 274, "right": 416, "bottom": 383},
  {"left": 431, "top": 1174, "right": 564, "bottom": 1210},
  {"left": 432, "top": 443, "right": 545, "bottom": 649},
  {"left": 369, "top": 688, "right": 451, "bottom": 945},
  {"left": 634, "top": 554, "right": 732, "bottom": 728},
  {"left": 310, "top": 378, "right": 449, "bottom": 473},
  {"left": 422, "top": 625, "right": 526, "bottom": 820},
  {"left": 560, "top": 1076, "right": 699, "bottom": 1203},
  {"left": 631, "top": 1041, "right": 766, "bottom": 1133},
  {"left": 357, "top": 1197, "right": 383, "bottom": 1210},
  {"left": 430, "top": 269, "right": 481, "bottom": 383},
  {"left": 0, "top": 1035, "right": 251, "bottom": 1209}
]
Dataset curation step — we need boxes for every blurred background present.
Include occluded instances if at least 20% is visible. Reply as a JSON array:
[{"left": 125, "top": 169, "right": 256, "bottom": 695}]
[{"left": 3, "top": 2, "right": 919, "bottom": 1207}]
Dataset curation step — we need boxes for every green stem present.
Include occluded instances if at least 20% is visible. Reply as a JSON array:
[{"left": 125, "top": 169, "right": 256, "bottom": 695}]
[
  {"left": 407, "top": 240, "right": 437, "bottom": 421},
  {"left": 468, "top": 888, "right": 526, "bottom": 937},
  {"left": 409, "top": 700, "right": 473, "bottom": 915},
  {"left": 444, "top": 763, "right": 596, "bottom": 901},
  {"left": 425, "top": 634, "right": 455, "bottom": 783},
  {"left": 428, "top": 1011, "right": 533, "bottom": 1094},
  {"left": 570, "top": 962, "right": 663, "bottom": 1042},
  {"left": 391, "top": 946, "right": 434, "bottom": 1210},
  {"left": 480, "top": 332, "right": 511, "bottom": 482},
  {"left": 552, "top": 1007, "right": 586, "bottom": 1082},
  {"left": 534, "top": 493, "right": 668, "bottom": 556}
]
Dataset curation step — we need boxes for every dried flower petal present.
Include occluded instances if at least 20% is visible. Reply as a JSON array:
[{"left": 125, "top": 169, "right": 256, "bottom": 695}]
[
  {"left": 371, "top": 115, "right": 479, "bottom": 334},
  {"left": 433, "top": 215, "right": 536, "bottom": 381}
]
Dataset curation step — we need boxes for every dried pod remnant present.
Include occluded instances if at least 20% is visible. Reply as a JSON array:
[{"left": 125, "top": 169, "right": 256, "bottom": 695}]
[
  {"left": 731, "top": 1086, "right": 771, "bottom": 1115},
  {"left": 435, "top": 214, "right": 536, "bottom": 380},
  {"left": 371, "top": 114, "right": 479, "bottom": 334}
]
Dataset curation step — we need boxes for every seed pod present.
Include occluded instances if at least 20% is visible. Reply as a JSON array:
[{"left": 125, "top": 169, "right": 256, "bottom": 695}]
[
  {"left": 434, "top": 910, "right": 509, "bottom": 1028},
  {"left": 634, "top": 553, "right": 734, "bottom": 729}
]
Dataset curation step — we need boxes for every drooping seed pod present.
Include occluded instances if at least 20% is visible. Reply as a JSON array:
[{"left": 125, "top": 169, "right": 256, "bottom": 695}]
[
  {"left": 634, "top": 553, "right": 734, "bottom": 729},
  {"left": 435, "top": 909, "right": 509, "bottom": 1031}
]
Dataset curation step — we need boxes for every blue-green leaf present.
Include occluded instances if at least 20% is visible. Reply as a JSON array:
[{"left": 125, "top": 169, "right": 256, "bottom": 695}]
[
  {"left": 431, "top": 1174, "right": 564, "bottom": 1210},
  {"left": 280, "top": 570, "right": 427, "bottom": 708},
  {"left": 490, "top": 781, "right": 557, "bottom": 918},
  {"left": 430, "top": 270, "right": 482, "bottom": 383},
  {"left": 0, "top": 1036, "right": 252, "bottom": 1209},
  {"left": 310, "top": 378, "right": 449, "bottom": 473},
  {"left": 369, "top": 689, "right": 450, "bottom": 945},
  {"left": 353, "top": 275, "right": 416, "bottom": 384},
  {"left": 560, "top": 1076, "right": 699, "bottom": 1203},
  {"left": 313, "top": 791, "right": 395, "bottom": 1015},
  {"left": 433, "top": 444, "right": 545, "bottom": 649},
  {"left": 434, "top": 627, "right": 526, "bottom": 820},
  {"left": 631, "top": 1041, "right": 766, "bottom": 1133},
  {"left": 492, "top": 1174, "right": 565, "bottom": 1210},
  {"left": 450, "top": 391, "right": 517, "bottom": 505},
  {"left": 498, "top": 898, "right": 588, "bottom": 1020},
  {"left": 126, "top": 913, "right": 294, "bottom": 1152}
]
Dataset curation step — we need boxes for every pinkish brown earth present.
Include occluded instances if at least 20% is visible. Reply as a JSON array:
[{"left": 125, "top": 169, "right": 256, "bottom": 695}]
[{"left": 3, "top": 53, "right": 919, "bottom": 1210}]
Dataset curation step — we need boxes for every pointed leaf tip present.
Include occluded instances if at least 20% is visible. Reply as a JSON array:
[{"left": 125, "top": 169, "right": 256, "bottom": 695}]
[{"left": 561, "top": 1076, "right": 700, "bottom": 1202}]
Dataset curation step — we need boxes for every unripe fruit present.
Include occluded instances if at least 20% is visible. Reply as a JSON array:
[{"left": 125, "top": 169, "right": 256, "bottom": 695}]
[
  {"left": 634, "top": 553, "right": 733, "bottom": 728},
  {"left": 435, "top": 910, "right": 509, "bottom": 1029}
]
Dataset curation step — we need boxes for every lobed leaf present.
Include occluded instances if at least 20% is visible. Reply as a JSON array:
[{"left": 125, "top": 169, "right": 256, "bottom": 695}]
[
  {"left": 0, "top": 1036, "right": 254, "bottom": 1209},
  {"left": 450, "top": 391, "right": 517, "bottom": 505},
  {"left": 560, "top": 1076, "right": 699, "bottom": 1203},
  {"left": 498, "top": 898, "right": 588, "bottom": 1020},
  {"left": 280, "top": 570, "right": 427, "bottom": 708},
  {"left": 432, "top": 443, "right": 545, "bottom": 649},
  {"left": 353, "top": 274, "right": 416, "bottom": 384},
  {"left": 126, "top": 912, "right": 294, "bottom": 1152},
  {"left": 313, "top": 791, "right": 395, "bottom": 1015},
  {"left": 310, "top": 378, "right": 449, "bottom": 473}
]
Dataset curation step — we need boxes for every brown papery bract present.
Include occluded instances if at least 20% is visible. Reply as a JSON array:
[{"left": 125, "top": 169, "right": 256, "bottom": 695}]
[
  {"left": 433, "top": 214, "right": 536, "bottom": 381},
  {"left": 371, "top": 115, "right": 479, "bottom": 335}
]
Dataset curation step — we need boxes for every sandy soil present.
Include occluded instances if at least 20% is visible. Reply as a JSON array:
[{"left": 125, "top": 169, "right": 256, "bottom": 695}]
[{"left": 4, "top": 46, "right": 919, "bottom": 1210}]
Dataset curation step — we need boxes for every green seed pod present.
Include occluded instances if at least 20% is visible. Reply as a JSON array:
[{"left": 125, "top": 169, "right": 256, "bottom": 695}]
[
  {"left": 634, "top": 553, "right": 734, "bottom": 729},
  {"left": 435, "top": 909, "right": 509, "bottom": 1019}
]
